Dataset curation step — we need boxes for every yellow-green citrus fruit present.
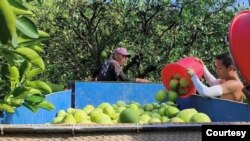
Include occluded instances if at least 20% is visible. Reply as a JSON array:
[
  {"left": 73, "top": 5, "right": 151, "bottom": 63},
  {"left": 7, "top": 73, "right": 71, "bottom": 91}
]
[
  {"left": 176, "top": 108, "right": 198, "bottom": 122},
  {"left": 119, "top": 108, "right": 140, "bottom": 123},
  {"left": 172, "top": 73, "right": 181, "bottom": 80},
  {"left": 178, "top": 87, "right": 189, "bottom": 96},
  {"left": 169, "top": 79, "right": 179, "bottom": 90},
  {"left": 190, "top": 113, "right": 211, "bottom": 123},
  {"left": 179, "top": 77, "right": 189, "bottom": 87},
  {"left": 165, "top": 106, "right": 180, "bottom": 118},
  {"left": 167, "top": 90, "right": 178, "bottom": 102},
  {"left": 155, "top": 90, "right": 167, "bottom": 102}
]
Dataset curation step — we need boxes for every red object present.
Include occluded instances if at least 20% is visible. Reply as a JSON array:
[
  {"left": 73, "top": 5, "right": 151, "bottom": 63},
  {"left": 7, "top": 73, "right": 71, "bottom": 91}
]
[
  {"left": 161, "top": 57, "right": 203, "bottom": 98},
  {"left": 229, "top": 10, "right": 250, "bottom": 85}
]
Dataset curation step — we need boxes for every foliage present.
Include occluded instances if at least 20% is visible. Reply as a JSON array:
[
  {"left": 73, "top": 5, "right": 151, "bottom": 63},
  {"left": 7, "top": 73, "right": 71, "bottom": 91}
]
[
  {"left": 33, "top": 0, "right": 244, "bottom": 83},
  {"left": 46, "top": 81, "right": 65, "bottom": 92},
  {"left": 0, "top": 0, "right": 54, "bottom": 113}
]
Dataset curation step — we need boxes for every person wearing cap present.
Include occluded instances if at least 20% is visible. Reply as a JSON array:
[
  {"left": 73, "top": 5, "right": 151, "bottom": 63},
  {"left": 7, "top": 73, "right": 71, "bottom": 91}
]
[
  {"left": 93, "top": 47, "right": 150, "bottom": 82},
  {"left": 186, "top": 52, "right": 244, "bottom": 102}
]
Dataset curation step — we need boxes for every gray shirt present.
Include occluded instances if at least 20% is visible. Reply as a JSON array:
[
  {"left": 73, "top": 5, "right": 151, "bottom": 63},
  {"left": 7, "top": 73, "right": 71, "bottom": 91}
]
[{"left": 97, "top": 58, "right": 135, "bottom": 82}]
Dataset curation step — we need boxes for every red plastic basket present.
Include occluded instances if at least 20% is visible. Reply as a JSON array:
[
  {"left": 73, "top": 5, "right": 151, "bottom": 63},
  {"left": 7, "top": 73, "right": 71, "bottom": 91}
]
[
  {"left": 161, "top": 57, "right": 203, "bottom": 98},
  {"left": 229, "top": 10, "right": 250, "bottom": 84}
]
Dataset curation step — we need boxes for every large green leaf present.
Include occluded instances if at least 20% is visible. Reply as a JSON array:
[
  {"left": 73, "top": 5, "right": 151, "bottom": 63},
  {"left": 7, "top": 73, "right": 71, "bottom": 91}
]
[
  {"left": 13, "top": 86, "right": 30, "bottom": 98},
  {"left": 19, "top": 61, "right": 32, "bottom": 83},
  {"left": 22, "top": 101, "right": 38, "bottom": 112},
  {"left": 15, "top": 47, "right": 45, "bottom": 70},
  {"left": 0, "top": 8, "right": 12, "bottom": 44},
  {"left": 18, "top": 35, "right": 49, "bottom": 46},
  {"left": 36, "top": 100, "right": 55, "bottom": 110},
  {"left": 0, "top": 47, "right": 19, "bottom": 66},
  {"left": 8, "top": 0, "right": 27, "bottom": 10},
  {"left": 25, "top": 94, "right": 45, "bottom": 105},
  {"left": 16, "top": 16, "right": 39, "bottom": 38}
]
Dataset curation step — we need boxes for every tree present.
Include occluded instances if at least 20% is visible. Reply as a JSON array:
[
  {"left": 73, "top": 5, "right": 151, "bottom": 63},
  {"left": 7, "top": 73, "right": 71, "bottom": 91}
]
[
  {"left": 0, "top": 0, "right": 54, "bottom": 113},
  {"left": 35, "top": 0, "right": 240, "bottom": 83}
]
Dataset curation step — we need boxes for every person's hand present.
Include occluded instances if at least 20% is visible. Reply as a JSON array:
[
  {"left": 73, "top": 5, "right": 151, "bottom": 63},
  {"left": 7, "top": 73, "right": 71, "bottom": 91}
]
[
  {"left": 142, "top": 79, "right": 151, "bottom": 82},
  {"left": 135, "top": 78, "right": 151, "bottom": 83},
  {"left": 195, "top": 58, "right": 205, "bottom": 67},
  {"left": 186, "top": 68, "right": 195, "bottom": 77}
]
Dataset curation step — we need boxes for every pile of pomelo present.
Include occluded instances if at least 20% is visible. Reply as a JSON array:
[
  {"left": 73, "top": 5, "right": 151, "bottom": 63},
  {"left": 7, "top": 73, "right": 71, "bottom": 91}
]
[
  {"left": 163, "top": 73, "right": 192, "bottom": 99},
  {"left": 51, "top": 91, "right": 211, "bottom": 124}
]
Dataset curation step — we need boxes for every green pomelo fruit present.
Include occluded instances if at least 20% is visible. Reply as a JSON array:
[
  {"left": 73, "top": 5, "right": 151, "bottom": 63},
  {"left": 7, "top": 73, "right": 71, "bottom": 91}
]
[
  {"left": 165, "top": 101, "right": 176, "bottom": 106},
  {"left": 143, "top": 111, "right": 151, "bottom": 115},
  {"left": 160, "top": 103, "right": 167, "bottom": 107},
  {"left": 79, "top": 119, "right": 93, "bottom": 124},
  {"left": 73, "top": 109, "right": 88, "bottom": 123},
  {"left": 155, "top": 90, "right": 167, "bottom": 102},
  {"left": 150, "top": 112, "right": 161, "bottom": 119},
  {"left": 112, "top": 118, "right": 119, "bottom": 124},
  {"left": 165, "top": 106, "right": 180, "bottom": 118},
  {"left": 169, "top": 117, "right": 184, "bottom": 123},
  {"left": 112, "top": 104, "right": 118, "bottom": 109},
  {"left": 148, "top": 118, "right": 161, "bottom": 123},
  {"left": 66, "top": 108, "right": 75, "bottom": 114},
  {"left": 90, "top": 108, "right": 103, "bottom": 119},
  {"left": 178, "top": 87, "right": 189, "bottom": 96},
  {"left": 135, "top": 108, "right": 144, "bottom": 116},
  {"left": 91, "top": 113, "right": 110, "bottom": 123},
  {"left": 129, "top": 103, "right": 138, "bottom": 111},
  {"left": 161, "top": 116, "right": 170, "bottom": 122},
  {"left": 143, "top": 104, "right": 154, "bottom": 111},
  {"left": 117, "top": 106, "right": 126, "bottom": 113},
  {"left": 116, "top": 100, "right": 126, "bottom": 107},
  {"left": 83, "top": 105, "right": 95, "bottom": 114},
  {"left": 129, "top": 101, "right": 140, "bottom": 107},
  {"left": 57, "top": 110, "right": 66, "bottom": 117},
  {"left": 96, "top": 115, "right": 112, "bottom": 124},
  {"left": 119, "top": 108, "right": 140, "bottom": 123},
  {"left": 101, "top": 50, "right": 107, "bottom": 58},
  {"left": 140, "top": 114, "right": 151, "bottom": 123},
  {"left": 103, "top": 105, "right": 115, "bottom": 117},
  {"left": 176, "top": 108, "right": 198, "bottom": 122},
  {"left": 169, "top": 79, "right": 179, "bottom": 90},
  {"left": 151, "top": 109, "right": 159, "bottom": 113},
  {"left": 167, "top": 90, "right": 178, "bottom": 102},
  {"left": 190, "top": 113, "right": 211, "bottom": 123},
  {"left": 172, "top": 73, "right": 181, "bottom": 80},
  {"left": 179, "top": 77, "right": 189, "bottom": 87},
  {"left": 158, "top": 107, "right": 167, "bottom": 116},
  {"left": 52, "top": 116, "right": 64, "bottom": 124},
  {"left": 152, "top": 102, "right": 160, "bottom": 109},
  {"left": 62, "top": 113, "right": 76, "bottom": 124},
  {"left": 98, "top": 102, "right": 112, "bottom": 110}
]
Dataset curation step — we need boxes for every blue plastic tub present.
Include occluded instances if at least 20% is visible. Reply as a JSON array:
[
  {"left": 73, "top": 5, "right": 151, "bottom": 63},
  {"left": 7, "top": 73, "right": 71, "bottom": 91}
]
[
  {"left": 1, "top": 90, "right": 72, "bottom": 124},
  {"left": 2, "top": 82, "right": 250, "bottom": 124},
  {"left": 74, "top": 82, "right": 250, "bottom": 122}
]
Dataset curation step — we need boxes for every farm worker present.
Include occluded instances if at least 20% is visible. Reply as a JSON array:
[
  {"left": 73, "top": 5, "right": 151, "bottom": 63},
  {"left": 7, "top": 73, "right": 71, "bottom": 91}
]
[
  {"left": 186, "top": 52, "right": 244, "bottom": 102},
  {"left": 93, "top": 47, "right": 150, "bottom": 82}
]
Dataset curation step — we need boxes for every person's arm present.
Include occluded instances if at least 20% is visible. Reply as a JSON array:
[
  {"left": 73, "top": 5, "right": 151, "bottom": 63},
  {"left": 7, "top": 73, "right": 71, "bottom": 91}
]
[
  {"left": 191, "top": 74, "right": 223, "bottom": 97},
  {"left": 118, "top": 71, "right": 136, "bottom": 82},
  {"left": 203, "top": 66, "right": 221, "bottom": 86},
  {"left": 195, "top": 58, "right": 221, "bottom": 86},
  {"left": 187, "top": 68, "right": 223, "bottom": 97},
  {"left": 118, "top": 72, "right": 151, "bottom": 82}
]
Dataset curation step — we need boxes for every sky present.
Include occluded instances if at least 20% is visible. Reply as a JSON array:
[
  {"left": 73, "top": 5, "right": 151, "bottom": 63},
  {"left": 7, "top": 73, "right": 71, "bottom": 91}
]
[{"left": 236, "top": 0, "right": 250, "bottom": 8}]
